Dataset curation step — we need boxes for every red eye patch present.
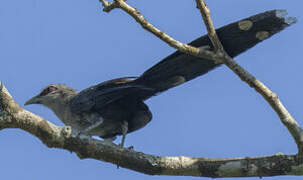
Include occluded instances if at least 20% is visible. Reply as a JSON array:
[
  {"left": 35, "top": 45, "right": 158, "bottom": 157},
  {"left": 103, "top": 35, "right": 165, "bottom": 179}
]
[{"left": 39, "top": 86, "right": 58, "bottom": 96}]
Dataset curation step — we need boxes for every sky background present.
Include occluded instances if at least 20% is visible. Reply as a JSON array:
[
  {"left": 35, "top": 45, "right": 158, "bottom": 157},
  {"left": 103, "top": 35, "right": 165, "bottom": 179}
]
[{"left": 0, "top": 0, "right": 302, "bottom": 179}]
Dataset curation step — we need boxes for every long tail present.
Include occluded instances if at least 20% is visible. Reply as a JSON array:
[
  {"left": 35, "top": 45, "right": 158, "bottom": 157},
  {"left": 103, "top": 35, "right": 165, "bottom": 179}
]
[{"left": 135, "top": 10, "right": 296, "bottom": 99}]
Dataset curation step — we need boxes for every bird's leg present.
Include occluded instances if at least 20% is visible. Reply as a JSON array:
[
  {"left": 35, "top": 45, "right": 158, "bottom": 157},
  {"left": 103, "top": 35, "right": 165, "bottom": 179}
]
[
  {"left": 120, "top": 120, "right": 128, "bottom": 148},
  {"left": 117, "top": 121, "right": 128, "bottom": 169}
]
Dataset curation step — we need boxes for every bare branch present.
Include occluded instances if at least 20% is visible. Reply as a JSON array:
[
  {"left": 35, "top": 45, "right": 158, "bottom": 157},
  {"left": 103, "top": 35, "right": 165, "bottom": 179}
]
[
  {"left": 99, "top": 0, "right": 121, "bottom": 12},
  {"left": 100, "top": 0, "right": 219, "bottom": 62},
  {"left": 100, "top": 0, "right": 303, "bottom": 156},
  {"left": 1, "top": 83, "right": 303, "bottom": 177},
  {"left": 195, "top": 0, "right": 224, "bottom": 53},
  {"left": 218, "top": 54, "right": 303, "bottom": 155},
  {"left": 194, "top": 1, "right": 303, "bottom": 155}
]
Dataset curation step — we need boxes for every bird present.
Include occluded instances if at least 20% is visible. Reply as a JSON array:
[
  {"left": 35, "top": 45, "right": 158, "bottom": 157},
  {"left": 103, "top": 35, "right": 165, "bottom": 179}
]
[{"left": 24, "top": 10, "right": 295, "bottom": 147}]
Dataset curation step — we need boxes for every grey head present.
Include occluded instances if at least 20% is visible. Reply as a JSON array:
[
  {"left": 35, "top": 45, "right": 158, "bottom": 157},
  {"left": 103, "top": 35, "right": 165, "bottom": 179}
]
[{"left": 24, "top": 84, "right": 77, "bottom": 108}]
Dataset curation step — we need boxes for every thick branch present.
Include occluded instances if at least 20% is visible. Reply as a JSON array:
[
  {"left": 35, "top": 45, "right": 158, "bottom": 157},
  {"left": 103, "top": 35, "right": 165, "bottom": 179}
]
[
  {"left": 1, "top": 82, "right": 303, "bottom": 177},
  {"left": 194, "top": 0, "right": 303, "bottom": 155}
]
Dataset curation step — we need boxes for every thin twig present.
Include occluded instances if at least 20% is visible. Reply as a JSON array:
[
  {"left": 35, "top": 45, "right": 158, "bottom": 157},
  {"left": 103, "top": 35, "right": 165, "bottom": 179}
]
[
  {"left": 195, "top": 0, "right": 224, "bottom": 52},
  {"left": 99, "top": 0, "right": 121, "bottom": 12},
  {"left": 101, "top": 0, "right": 220, "bottom": 63}
]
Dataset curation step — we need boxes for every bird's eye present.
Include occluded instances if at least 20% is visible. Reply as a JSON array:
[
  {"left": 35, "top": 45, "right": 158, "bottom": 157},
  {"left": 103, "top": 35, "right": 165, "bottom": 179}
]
[{"left": 39, "top": 86, "right": 58, "bottom": 96}]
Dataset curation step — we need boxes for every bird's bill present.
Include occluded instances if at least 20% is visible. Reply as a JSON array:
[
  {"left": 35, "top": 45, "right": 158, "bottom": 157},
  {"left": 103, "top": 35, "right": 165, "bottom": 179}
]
[{"left": 24, "top": 95, "right": 42, "bottom": 105}]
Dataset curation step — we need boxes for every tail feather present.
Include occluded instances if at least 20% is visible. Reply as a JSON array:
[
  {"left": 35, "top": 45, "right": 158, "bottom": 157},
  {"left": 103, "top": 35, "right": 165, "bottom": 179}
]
[{"left": 135, "top": 10, "right": 296, "bottom": 98}]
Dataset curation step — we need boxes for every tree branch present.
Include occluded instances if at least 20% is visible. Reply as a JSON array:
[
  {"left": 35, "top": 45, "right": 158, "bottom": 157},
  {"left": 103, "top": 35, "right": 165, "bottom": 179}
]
[
  {"left": 99, "top": 0, "right": 220, "bottom": 63},
  {"left": 99, "top": 0, "right": 303, "bottom": 155},
  {"left": 99, "top": 0, "right": 121, "bottom": 12},
  {"left": 1, "top": 82, "right": 303, "bottom": 177},
  {"left": 195, "top": 0, "right": 224, "bottom": 53},
  {"left": 193, "top": 0, "right": 303, "bottom": 155}
]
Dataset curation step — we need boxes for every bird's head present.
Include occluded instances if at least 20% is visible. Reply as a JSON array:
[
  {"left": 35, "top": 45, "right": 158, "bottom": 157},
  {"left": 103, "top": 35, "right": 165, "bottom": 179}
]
[{"left": 24, "top": 84, "right": 77, "bottom": 107}]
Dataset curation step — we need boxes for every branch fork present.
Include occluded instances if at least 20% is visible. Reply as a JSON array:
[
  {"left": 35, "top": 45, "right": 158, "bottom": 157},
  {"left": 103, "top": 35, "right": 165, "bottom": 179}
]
[
  {"left": 99, "top": 0, "right": 126, "bottom": 12},
  {"left": 195, "top": 0, "right": 303, "bottom": 155},
  {"left": 97, "top": 1, "right": 303, "bottom": 156}
]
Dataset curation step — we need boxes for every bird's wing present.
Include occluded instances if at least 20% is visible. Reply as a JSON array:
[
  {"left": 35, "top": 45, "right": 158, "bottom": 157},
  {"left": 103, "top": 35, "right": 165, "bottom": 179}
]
[
  {"left": 69, "top": 77, "right": 155, "bottom": 114},
  {"left": 71, "top": 10, "right": 295, "bottom": 113},
  {"left": 135, "top": 10, "right": 296, "bottom": 98}
]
